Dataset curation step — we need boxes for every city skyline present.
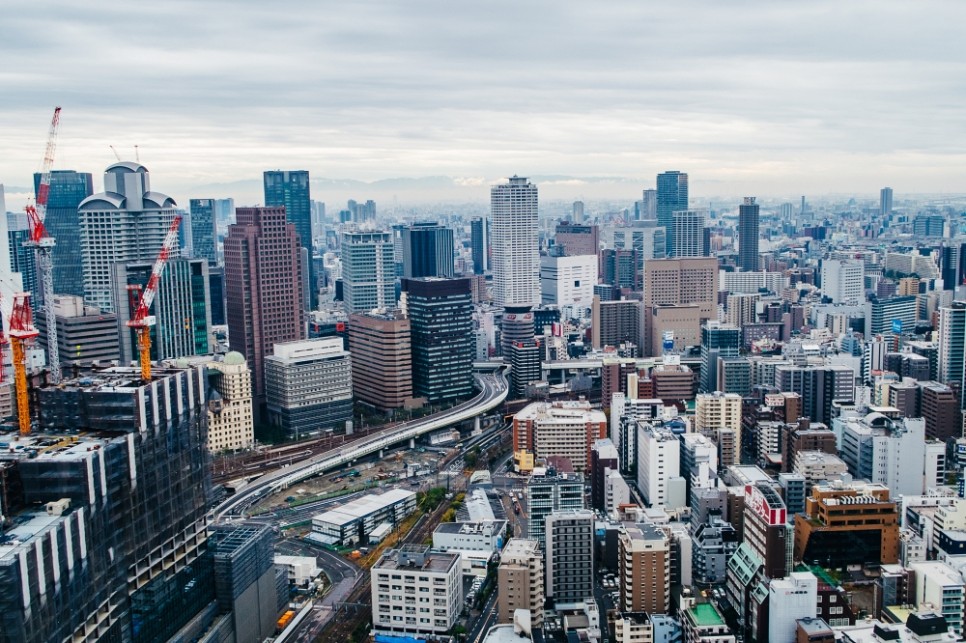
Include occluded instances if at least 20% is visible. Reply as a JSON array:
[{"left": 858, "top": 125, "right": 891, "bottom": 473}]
[{"left": 2, "top": 1, "right": 965, "bottom": 208}]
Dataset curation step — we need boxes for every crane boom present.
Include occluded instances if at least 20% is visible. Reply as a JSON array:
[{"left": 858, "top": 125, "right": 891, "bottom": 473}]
[
  {"left": 127, "top": 215, "right": 182, "bottom": 381},
  {"left": 9, "top": 293, "right": 39, "bottom": 436},
  {"left": 24, "top": 107, "right": 63, "bottom": 385}
]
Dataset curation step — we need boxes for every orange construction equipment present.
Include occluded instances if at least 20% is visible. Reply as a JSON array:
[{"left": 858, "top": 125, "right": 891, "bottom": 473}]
[
  {"left": 126, "top": 215, "right": 182, "bottom": 381},
  {"left": 9, "top": 293, "right": 39, "bottom": 436}
]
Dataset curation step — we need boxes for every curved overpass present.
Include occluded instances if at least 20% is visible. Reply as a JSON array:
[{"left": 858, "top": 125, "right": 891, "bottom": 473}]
[{"left": 214, "top": 370, "right": 508, "bottom": 521}]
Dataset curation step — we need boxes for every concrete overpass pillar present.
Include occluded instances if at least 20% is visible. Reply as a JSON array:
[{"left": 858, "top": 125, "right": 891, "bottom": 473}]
[
  {"left": 379, "top": 449, "right": 384, "bottom": 459},
  {"left": 409, "top": 438, "right": 415, "bottom": 449},
  {"left": 475, "top": 416, "right": 481, "bottom": 433}
]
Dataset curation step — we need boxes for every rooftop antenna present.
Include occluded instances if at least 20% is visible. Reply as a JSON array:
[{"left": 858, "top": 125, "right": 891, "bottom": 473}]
[
  {"left": 134, "top": 145, "right": 140, "bottom": 162},
  {"left": 109, "top": 145, "right": 121, "bottom": 161}
]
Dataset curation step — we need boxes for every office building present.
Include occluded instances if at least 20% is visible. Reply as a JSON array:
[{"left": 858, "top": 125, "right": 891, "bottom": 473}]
[
  {"left": 672, "top": 209, "right": 706, "bottom": 258},
  {"left": 865, "top": 295, "right": 918, "bottom": 337},
  {"left": 513, "top": 400, "right": 607, "bottom": 473},
  {"left": 700, "top": 322, "right": 741, "bottom": 394},
  {"left": 938, "top": 301, "right": 966, "bottom": 397},
  {"left": 312, "top": 489, "right": 417, "bottom": 546},
  {"left": 743, "top": 482, "right": 790, "bottom": 580},
  {"left": 526, "top": 470, "right": 584, "bottom": 543},
  {"left": 692, "top": 519, "right": 739, "bottom": 588},
  {"left": 695, "top": 392, "right": 743, "bottom": 462},
  {"left": 835, "top": 414, "right": 933, "bottom": 497},
  {"left": 880, "top": 187, "right": 893, "bottom": 216},
  {"left": 619, "top": 522, "right": 671, "bottom": 614},
  {"left": 208, "top": 264, "right": 225, "bottom": 326},
  {"left": 265, "top": 337, "right": 353, "bottom": 435},
  {"left": 207, "top": 352, "right": 254, "bottom": 451},
  {"left": 342, "top": 229, "right": 396, "bottom": 314},
  {"left": 592, "top": 296, "right": 641, "bottom": 352},
  {"left": 0, "top": 365, "right": 214, "bottom": 643},
  {"left": 545, "top": 510, "right": 595, "bottom": 604},
  {"left": 656, "top": 171, "right": 688, "bottom": 257},
  {"left": 643, "top": 257, "right": 718, "bottom": 354},
  {"left": 78, "top": 162, "right": 179, "bottom": 312},
  {"left": 112, "top": 257, "right": 212, "bottom": 364},
  {"left": 910, "top": 562, "right": 964, "bottom": 636},
  {"left": 821, "top": 259, "right": 864, "bottom": 305},
  {"left": 920, "top": 382, "right": 961, "bottom": 442},
  {"left": 34, "top": 294, "right": 120, "bottom": 370},
  {"left": 348, "top": 309, "right": 414, "bottom": 410},
  {"left": 726, "top": 293, "right": 760, "bottom": 329},
  {"left": 738, "top": 197, "right": 760, "bottom": 272},
  {"left": 402, "top": 222, "right": 454, "bottom": 278},
  {"left": 554, "top": 221, "right": 599, "bottom": 256},
  {"left": 371, "top": 547, "right": 462, "bottom": 639},
  {"left": 188, "top": 198, "right": 218, "bottom": 265},
  {"left": 591, "top": 439, "right": 620, "bottom": 511},
  {"left": 225, "top": 206, "right": 305, "bottom": 413},
  {"left": 769, "top": 572, "right": 818, "bottom": 643},
  {"left": 263, "top": 170, "right": 315, "bottom": 308},
  {"left": 610, "top": 222, "right": 667, "bottom": 275},
  {"left": 404, "top": 277, "right": 475, "bottom": 402},
  {"left": 491, "top": 176, "right": 539, "bottom": 308},
  {"left": 34, "top": 169, "right": 94, "bottom": 298},
  {"left": 682, "top": 603, "right": 736, "bottom": 643},
  {"left": 7, "top": 218, "right": 37, "bottom": 296},
  {"left": 600, "top": 248, "right": 639, "bottom": 290},
  {"left": 637, "top": 422, "right": 684, "bottom": 508},
  {"left": 774, "top": 364, "right": 855, "bottom": 426},
  {"left": 541, "top": 253, "right": 597, "bottom": 307},
  {"left": 470, "top": 217, "right": 488, "bottom": 274},
  {"left": 497, "top": 539, "right": 545, "bottom": 626},
  {"left": 794, "top": 481, "right": 899, "bottom": 567},
  {"left": 508, "top": 338, "right": 541, "bottom": 399}
]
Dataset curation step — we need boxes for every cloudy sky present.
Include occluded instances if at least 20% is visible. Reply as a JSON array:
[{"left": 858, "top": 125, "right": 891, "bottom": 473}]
[{"left": 2, "top": 1, "right": 964, "bottom": 207}]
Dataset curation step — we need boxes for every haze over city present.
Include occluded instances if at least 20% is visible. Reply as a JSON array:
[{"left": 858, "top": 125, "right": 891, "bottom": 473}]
[{"left": 3, "top": 1, "right": 966, "bottom": 208}]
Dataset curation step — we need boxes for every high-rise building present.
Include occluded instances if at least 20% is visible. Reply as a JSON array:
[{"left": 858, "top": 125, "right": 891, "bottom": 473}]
[
  {"left": 554, "top": 222, "right": 599, "bottom": 256},
  {"left": 348, "top": 310, "right": 414, "bottom": 410},
  {"left": 618, "top": 522, "right": 670, "bottom": 614},
  {"left": 225, "top": 206, "right": 305, "bottom": 414},
  {"left": 371, "top": 547, "right": 462, "bottom": 639},
  {"left": 821, "top": 259, "right": 864, "bottom": 305},
  {"left": 672, "top": 209, "right": 706, "bottom": 258},
  {"left": 572, "top": 200, "right": 585, "bottom": 223},
  {"left": 643, "top": 257, "right": 718, "bottom": 323},
  {"left": 738, "top": 197, "right": 760, "bottom": 272},
  {"left": 470, "top": 217, "right": 488, "bottom": 274},
  {"left": 78, "top": 162, "right": 179, "bottom": 312},
  {"left": 0, "top": 365, "right": 213, "bottom": 642},
  {"left": 189, "top": 198, "right": 218, "bottom": 265},
  {"left": 263, "top": 170, "right": 315, "bottom": 308},
  {"left": 403, "top": 277, "right": 475, "bottom": 403},
  {"left": 641, "top": 188, "right": 657, "bottom": 220},
  {"left": 112, "top": 258, "right": 212, "bottom": 364},
  {"left": 526, "top": 470, "right": 584, "bottom": 542},
  {"left": 774, "top": 364, "right": 855, "bottom": 426},
  {"left": 592, "top": 296, "right": 642, "bottom": 352},
  {"left": 401, "top": 222, "right": 454, "bottom": 279},
  {"left": 590, "top": 439, "right": 620, "bottom": 511},
  {"left": 637, "top": 422, "right": 683, "bottom": 508},
  {"left": 512, "top": 400, "right": 608, "bottom": 474},
  {"left": 491, "top": 176, "right": 539, "bottom": 308},
  {"left": 864, "top": 295, "right": 917, "bottom": 337},
  {"left": 700, "top": 322, "right": 741, "bottom": 393},
  {"left": 657, "top": 171, "right": 688, "bottom": 257},
  {"left": 7, "top": 217, "right": 37, "bottom": 296},
  {"left": 265, "top": 337, "right": 353, "bottom": 435},
  {"left": 34, "top": 294, "right": 120, "bottom": 370},
  {"left": 341, "top": 229, "right": 395, "bottom": 314},
  {"left": 541, "top": 253, "right": 597, "bottom": 308},
  {"left": 938, "top": 301, "right": 966, "bottom": 401},
  {"left": 545, "top": 510, "right": 595, "bottom": 603},
  {"left": 207, "top": 352, "right": 255, "bottom": 451},
  {"left": 34, "top": 170, "right": 93, "bottom": 298},
  {"left": 497, "top": 539, "right": 545, "bottom": 626},
  {"left": 880, "top": 187, "right": 893, "bottom": 216},
  {"left": 769, "top": 573, "right": 818, "bottom": 643},
  {"left": 600, "top": 248, "right": 638, "bottom": 290}
]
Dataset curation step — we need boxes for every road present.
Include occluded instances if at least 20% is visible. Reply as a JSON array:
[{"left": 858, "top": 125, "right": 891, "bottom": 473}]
[
  {"left": 214, "top": 370, "right": 508, "bottom": 522},
  {"left": 468, "top": 588, "right": 499, "bottom": 643}
]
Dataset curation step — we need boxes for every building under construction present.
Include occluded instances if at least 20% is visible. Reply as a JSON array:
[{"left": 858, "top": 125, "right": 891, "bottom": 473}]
[{"left": 0, "top": 363, "right": 277, "bottom": 643}]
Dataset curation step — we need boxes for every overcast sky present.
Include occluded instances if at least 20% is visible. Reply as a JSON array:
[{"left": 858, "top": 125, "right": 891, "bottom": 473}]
[{"left": 2, "top": 1, "right": 965, "bottom": 207}]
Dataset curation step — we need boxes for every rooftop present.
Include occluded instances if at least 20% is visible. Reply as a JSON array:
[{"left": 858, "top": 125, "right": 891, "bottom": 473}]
[
  {"left": 375, "top": 546, "right": 459, "bottom": 574},
  {"left": 689, "top": 603, "right": 725, "bottom": 627},
  {"left": 313, "top": 489, "right": 416, "bottom": 526}
]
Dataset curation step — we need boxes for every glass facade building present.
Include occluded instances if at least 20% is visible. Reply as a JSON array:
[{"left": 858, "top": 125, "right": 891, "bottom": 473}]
[
  {"left": 34, "top": 170, "right": 94, "bottom": 298},
  {"left": 263, "top": 170, "right": 314, "bottom": 308},
  {"left": 189, "top": 198, "right": 218, "bottom": 265}
]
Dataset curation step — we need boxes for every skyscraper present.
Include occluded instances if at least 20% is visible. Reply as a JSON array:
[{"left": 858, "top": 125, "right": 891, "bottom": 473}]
[
  {"left": 189, "top": 198, "right": 218, "bottom": 265},
  {"left": 738, "top": 197, "right": 760, "bottom": 272},
  {"left": 263, "top": 170, "right": 315, "bottom": 308},
  {"left": 341, "top": 229, "right": 395, "bottom": 314},
  {"left": 700, "top": 322, "right": 741, "bottom": 393},
  {"left": 880, "top": 187, "right": 894, "bottom": 216},
  {"left": 401, "top": 222, "right": 454, "bottom": 278},
  {"left": 641, "top": 188, "right": 657, "bottom": 220},
  {"left": 656, "top": 171, "right": 688, "bottom": 257},
  {"left": 33, "top": 170, "right": 93, "bottom": 299},
  {"left": 491, "top": 176, "right": 539, "bottom": 308},
  {"left": 470, "top": 217, "right": 488, "bottom": 274},
  {"left": 78, "top": 162, "right": 179, "bottom": 313},
  {"left": 671, "top": 209, "right": 705, "bottom": 258},
  {"left": 572, "top": 200, "right": 585, "bottom": 223},
  {"left": 225, "top": 206, "right": 305, "bottom": 414},
  {"left": 938, "top": 301, "right": 966, "bottom": 406}
]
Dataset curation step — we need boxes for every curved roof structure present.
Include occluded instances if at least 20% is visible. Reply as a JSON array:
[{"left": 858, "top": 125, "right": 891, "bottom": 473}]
[{"left": 224, "top": 352, "right": 246, "bottom": 366}]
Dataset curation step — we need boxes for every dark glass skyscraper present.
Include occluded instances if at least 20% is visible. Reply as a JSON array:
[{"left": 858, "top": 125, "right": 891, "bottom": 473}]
[
  {"left": 738, "top": 197, "right": 760, "bottom": 272},
  {"left": 33, "top": 170, "right": 93, "bottom": 298},
  {"left": 403, "top": 277, "right": 475, "bottom": 403},
  {"left": 263, "top": 170, "right": 315, "bottom": 308},
  {"left": 402, "top": 222, "right": 454, "bottom": 278},
  {"left": 656, "top": 171, "right": 688, "bottom": 257},
  {"left": 471, "top": 217, "right": 488, "bottom": 274},
  {"left": 7, "top": 225, "right": 37, "bottom": 295},
  {"left": 189, "top": 198, "right": 218, "bottom": 265}
]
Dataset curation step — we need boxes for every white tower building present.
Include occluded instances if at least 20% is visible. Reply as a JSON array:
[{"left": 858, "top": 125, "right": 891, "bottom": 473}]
[{"left": 491, "top": 176, "right": 539, "bottom": 308}]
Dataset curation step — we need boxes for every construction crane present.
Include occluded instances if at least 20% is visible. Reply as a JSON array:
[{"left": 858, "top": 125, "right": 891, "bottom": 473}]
[
  {"left": 0, "top": 293, "right": 7, "bottom": 385},
  {"left": 126, "top": 215, "right": 182, "bottom": 381},
  {"left": 23, "top": 106, "right": 63, "bottom": 385},
  {"left": 9, "top": 293, "right": 39, "bottom": 436}
]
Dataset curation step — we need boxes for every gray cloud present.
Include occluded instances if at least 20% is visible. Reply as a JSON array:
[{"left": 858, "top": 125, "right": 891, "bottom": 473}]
[{"left": 1, "top": 0, "right": 965, "bottom": 207}]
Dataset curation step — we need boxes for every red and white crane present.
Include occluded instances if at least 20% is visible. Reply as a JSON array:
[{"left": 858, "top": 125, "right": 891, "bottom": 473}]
[
  {"left": 23, "top": 106, "right": 63, "bottom": 384},
  {"left": 8, "top": 293, "right": 39, "bottom": 436},
  {"left": 126, "top": 215, "right": 182, "bottom": 381}
]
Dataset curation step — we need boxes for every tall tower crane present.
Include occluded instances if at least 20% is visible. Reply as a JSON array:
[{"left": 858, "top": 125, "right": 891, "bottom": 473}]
[
  {"left": 126, "top": 215, "right": 182, "bottom": 381},
  {"left": 23, "top": 107, "right": 63, "bottom": 384},
  {"left": 8, "top": 293, "right": 39, "bottom": 436}
]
